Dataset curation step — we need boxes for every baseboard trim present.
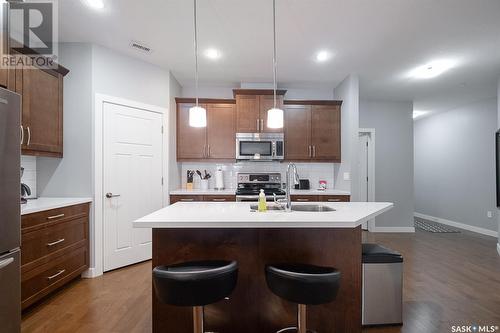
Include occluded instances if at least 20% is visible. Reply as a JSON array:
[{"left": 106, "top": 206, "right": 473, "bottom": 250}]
[
  {"left": 372, "top": 227, "right": 415, "bottom": 233},
  {"left": 82, "top": 267, "right": 103, "bottom": 279},
  {"left": 414, "top": 212, "right": 498, "bottom": 238}
]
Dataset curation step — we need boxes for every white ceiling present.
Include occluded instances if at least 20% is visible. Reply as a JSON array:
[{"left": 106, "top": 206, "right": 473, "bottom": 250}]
[{"left": 59, "top": 0, "right": 500, "bottom": 112}]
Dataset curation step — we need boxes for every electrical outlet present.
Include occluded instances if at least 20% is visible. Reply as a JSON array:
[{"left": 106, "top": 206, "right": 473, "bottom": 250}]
[
  {"left": 343, "top": 172, "right": 351, "bottom": 181},
  {"left": 487, "top": 211, "right": 493, "bottom": 218}
]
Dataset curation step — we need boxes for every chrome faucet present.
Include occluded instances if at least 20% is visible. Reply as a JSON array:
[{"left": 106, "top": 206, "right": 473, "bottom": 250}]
[{"left": 285, "top": 163, "right": 300, "bottom": 211}]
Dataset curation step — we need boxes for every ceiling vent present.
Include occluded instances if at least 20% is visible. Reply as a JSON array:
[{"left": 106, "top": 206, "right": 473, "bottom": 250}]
[{"left": 129, "top": 41, "right": 152, "bottom": 54}]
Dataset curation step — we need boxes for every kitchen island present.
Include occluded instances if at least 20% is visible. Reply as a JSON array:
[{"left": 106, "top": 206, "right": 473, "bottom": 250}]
[{"left": 134, "top": 201, "right": 393, "bottom": 333}]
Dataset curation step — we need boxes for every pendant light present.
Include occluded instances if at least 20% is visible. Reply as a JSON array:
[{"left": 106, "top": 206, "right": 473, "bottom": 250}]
[
  {"left": 266, "top": 0, "right": 284, "bottom": 129},
  {"left": 189, "top": 0, "right": 207, "bottom": 127}
]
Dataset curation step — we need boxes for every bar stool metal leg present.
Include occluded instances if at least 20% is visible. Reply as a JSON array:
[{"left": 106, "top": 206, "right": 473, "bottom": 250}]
[
  {"left": 298, "top": 304, "right": 307, "bottom": 333},
  {"left": 193, "top": 306, "right": 204, "bottom": 333}
]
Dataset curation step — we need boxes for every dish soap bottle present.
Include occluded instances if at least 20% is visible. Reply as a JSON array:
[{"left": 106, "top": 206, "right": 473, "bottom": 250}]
[{"left": 258, "top": 189, "right": 267, "bottom": 212}]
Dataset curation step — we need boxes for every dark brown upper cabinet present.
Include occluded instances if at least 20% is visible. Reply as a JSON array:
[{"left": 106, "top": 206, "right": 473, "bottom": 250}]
[
  {"left": 234, "top": 89, "right": 285, "bottom": 133},
  {"left": 6, "top": 50, "right": 69, "bottom": 158},
  {"left": 284, "top": 101, "right": 342, "bottom": 162},
  {"left": 176, "top": 98, "right": 236, "bottom": 161}
]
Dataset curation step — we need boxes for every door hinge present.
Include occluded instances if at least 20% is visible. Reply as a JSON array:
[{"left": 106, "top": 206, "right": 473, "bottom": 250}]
[
  {"left": 161, "top": 177, "right": 164, "bottom": 185},
  {"left": 161, "top": 126, "right": 164, "bottom": 134}
]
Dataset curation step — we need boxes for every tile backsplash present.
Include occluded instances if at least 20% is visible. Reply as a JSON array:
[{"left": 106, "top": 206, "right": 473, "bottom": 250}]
[
  {"left": 181, "top": 162, "right": 336, "bottom": 190},
  {"left": 21, "top": 155, "right": 37, "bottom": 198}
]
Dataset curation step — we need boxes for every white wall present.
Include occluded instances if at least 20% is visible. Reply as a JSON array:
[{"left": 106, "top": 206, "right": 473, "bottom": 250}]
[
  {"left": 333, "top": 75, "right": 360, "bottom": 195},
  {"left": 181, "top": 85, "right": 334, "bottom": 100},
  {"left": 168, "top": 75, "right": 182, "bottom": 192},
  {"left": 415, "top": 98, "right": 497, "bottom": 233},
  {"left": 360, "top": 100, "right": 414, "bottom": 229},
  {"left": 21, "top": 156, "right": 37, "bottom": 198},
  {"left": 37, "top": 43, "right": 93, "bottom": 197}
]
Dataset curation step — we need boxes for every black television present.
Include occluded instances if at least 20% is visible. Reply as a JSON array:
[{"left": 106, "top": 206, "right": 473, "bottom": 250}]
[{"left": 497, "top": 130, "right": 500, "bottom": 207}]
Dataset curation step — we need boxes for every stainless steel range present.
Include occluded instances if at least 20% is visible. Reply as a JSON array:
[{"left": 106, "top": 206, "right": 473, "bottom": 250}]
[{"left": 235, "top": 172, "right": 286, "bottom": 202}]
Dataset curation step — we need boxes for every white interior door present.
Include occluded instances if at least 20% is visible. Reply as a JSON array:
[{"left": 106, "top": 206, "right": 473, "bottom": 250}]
[
  {"left": 358, "top": 133, "right": 370, "bottom": 230},
  {"left": 103, "top": 102, "right": 163, "bottom": 272}
]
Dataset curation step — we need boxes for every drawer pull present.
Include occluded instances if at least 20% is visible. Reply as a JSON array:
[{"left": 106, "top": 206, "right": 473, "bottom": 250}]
[
  {"left": 47, "top": 269, "right": 66, "bottom": 281},
  {"left": 47, "top": 238, "right": 65, "bottom": 247},
  {"left": 327, "top": 199, "right": 341, "bottom": 202},
  {"left": 47, "top": 213, "right": 65, "bottom": 221},
  {"left": 296, "top": 199, "right": 309, "bottom": 202},
  {"left": 212, "top": 199, "right": 226, "bottom": 202},
  {"left": 180, "top": 199, "right": 195, "bottom": 202}
]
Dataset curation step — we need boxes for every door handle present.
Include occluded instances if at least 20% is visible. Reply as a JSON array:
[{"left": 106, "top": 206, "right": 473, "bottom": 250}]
[
  {"left": 106, "top": 193, "right": 121, "bottom": 198},
  {"left": 26, "top": 126, "right": 31, "bottom": 146},
  {"left": 20, "top": 125, "right": 24, "bottom": 145},
  {"left": 47, "top": 238, "right": 65, "bottom": 247},
  {"left": 47, "top": 269, "right": 66, "bottom": 281},
  {"left": 0, "top": 257, "right": 14, "bottom": 270}
]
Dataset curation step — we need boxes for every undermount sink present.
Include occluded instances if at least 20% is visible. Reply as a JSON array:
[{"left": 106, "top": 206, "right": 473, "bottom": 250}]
[
  {"left": 291, "top": 204, "right": 336, "bottom": 212},
  {"left": 249, "top": 204, "right": 335, "bottom": 212}
]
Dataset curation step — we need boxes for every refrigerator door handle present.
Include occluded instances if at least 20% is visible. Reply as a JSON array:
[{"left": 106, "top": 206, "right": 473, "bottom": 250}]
[
  {"left": 0, "top": 257, "right": 14, "bottom": 270},
  {"left": 20, "top": 125, "right": 24, "bottom": 145}
]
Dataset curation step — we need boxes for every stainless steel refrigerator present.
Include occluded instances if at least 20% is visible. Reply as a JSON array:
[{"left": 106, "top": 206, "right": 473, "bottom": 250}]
[{"left": 0, "top": 87, "right": 21, "bottom": 332}]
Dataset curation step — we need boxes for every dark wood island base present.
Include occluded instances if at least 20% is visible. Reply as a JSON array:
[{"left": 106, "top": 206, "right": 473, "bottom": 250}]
[{"left": 152, "top": 227, "right": 362, "bottom": 333}]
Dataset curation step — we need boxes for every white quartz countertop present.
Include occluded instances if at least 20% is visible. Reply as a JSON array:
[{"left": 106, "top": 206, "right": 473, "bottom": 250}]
[
  {"left": 134, "top": 202, "right": 393, "bottom": 229},
  {"left": 170, "top": 189, "right": 236, "bottom": 195},
  {"left": 21, "top": 197, "right": 93, "bottom": 215},
  {"left": 290, "top": 189, "right": 351, "bottom": 196},
  {"left": 169, "top": 189, "right": 351, "bottom": 196}
]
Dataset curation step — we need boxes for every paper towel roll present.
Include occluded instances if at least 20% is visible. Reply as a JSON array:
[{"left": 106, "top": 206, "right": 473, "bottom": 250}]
[{"left": 215, "top": 168, "right": 224, "bottom": 190}]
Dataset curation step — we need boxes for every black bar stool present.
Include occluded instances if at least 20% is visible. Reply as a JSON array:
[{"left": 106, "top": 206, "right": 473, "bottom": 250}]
[
  {"left": 265, "top": 263, "right": 341, "bottom": 333},
  {"left": 153, "top": 260, "right": 238, "bottom": 333}
]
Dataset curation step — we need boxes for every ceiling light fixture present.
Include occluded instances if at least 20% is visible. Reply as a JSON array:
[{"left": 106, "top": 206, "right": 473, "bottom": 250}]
[
  {"left": 413, "top": 110, "right": 428, "bottom": 119},
  {"left": 315, "top": 50, "right": 330, "bottom": 62},
  {"left": 189, "top": 0, "right": 207, "bottom": 128},
  {"left": 84, "top": 0, "right": 105, "bottom": 10},
  {"left": 266, "top": 0, "right": 284, "bottom": 129},
  {"left": 204, "top": 48, "right": 221, "bottom": 60},
  {"left": 408, "top": 59, "right": 457, "bottom": 79}
]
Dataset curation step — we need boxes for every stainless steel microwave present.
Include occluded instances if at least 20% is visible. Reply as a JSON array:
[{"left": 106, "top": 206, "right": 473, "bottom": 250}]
[{"left": 236, "top": 133, "right": 284, "bottom": 161}]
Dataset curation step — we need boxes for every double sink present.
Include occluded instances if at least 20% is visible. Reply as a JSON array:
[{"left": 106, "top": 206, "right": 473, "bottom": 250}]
[{"left": 250, "top": 204, "right": 336, "bottom": 212}]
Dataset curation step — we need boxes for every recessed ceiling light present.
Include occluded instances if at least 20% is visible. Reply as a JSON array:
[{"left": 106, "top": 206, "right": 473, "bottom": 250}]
[
  {"left": 315, "top": 50, "right": 331, "bottom": 62},
  {"left": 204, "top": 48, "right": 221, "bottom": 60},
  {"left": 408, "top": 59, "right": 457, "bottom": 79},
  {"left": 83, "top": 0, "right": 104, "bottom": 10},
  {"left": 413, "top": 110, "right": 428, "bottom": 119}
]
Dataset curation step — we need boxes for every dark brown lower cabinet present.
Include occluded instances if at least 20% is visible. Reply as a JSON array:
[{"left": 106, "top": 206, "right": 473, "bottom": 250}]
[
  {"left": 290, "top": 195, "right": 350, "bottom": 202},
  {"left": 21, "top": 203, "right": 90, "bottom": 310},
  {"left": 170, "top": 195, "right": 236, "bottom": 204}
]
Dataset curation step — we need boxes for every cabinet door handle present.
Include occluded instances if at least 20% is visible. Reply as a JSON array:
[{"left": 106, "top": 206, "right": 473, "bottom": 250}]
[
  {"left": 20, "top": 125, "right": 24, "bottom": 145},
  {"left": 312, "top": 145, "right": 316, "bottom": 157},
  {"left": 327, "top": 198, "right": 341, "bottom": 202},
  {"left": 203, "top": 145, "right": 207, "bottom": 158},
  {"left": 207, "top": 145, "right": 211, "bottom": 157},
  {"left": 212, "top": 198, "right": 226, "bottom": 202},
  {"left": 260, "top": 119, "right": 264, "bottom": 131},
  {"left": 308, "top": 145, "right": 312, "bottom": 158},
  {"left": 180, "top": 198, "right": 194, "bottom": 202},
  {"left": 47, "top": 269, "right": 66, "bottom": 281},
  {"left": 256, "top": 119, "right": 260, "bottom": 131},
  {"left": 47, "top": 213, "right": 65, "bottom": 221},
  {"left": 26, "top": 126, "right": 31, "bottom": 146},
  {"left": 47, "top": 238, "right": 65, "bottom": 247},
  {"left": 296, "top": 198, "right": 309, "bottom": 202}
]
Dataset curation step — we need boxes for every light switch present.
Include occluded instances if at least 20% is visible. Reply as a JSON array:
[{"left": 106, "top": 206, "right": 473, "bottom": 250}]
[
  {"left": 487, "top": 211, "right": 493, "bottom": 218},
  {"left": 343, "top": 172, "right": 350, "bottom": 181}
]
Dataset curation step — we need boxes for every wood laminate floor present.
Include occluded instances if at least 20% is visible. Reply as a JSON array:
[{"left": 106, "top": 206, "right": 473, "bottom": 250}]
[{"left": 21, "top": 229, "right": 500, "bottom": 333}]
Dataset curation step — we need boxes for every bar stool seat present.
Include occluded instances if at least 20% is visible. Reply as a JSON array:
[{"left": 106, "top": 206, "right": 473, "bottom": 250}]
[
  {"left": 266, "top": 263, "right": 341, "bottom": 333},
  {"left": 153, "top": 260, "right": 238, "bottom": 333}
]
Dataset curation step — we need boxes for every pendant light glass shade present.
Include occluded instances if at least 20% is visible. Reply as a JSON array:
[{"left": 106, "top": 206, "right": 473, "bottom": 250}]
[
  {"left": 266, "top": 0, "right": 284, "bottom": 129},
  {"left": 267, "top": 108, "right": 283, "bottom": 128},
  {"left": 189, "top": 105, "right": 207, "bottom": 127}
]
